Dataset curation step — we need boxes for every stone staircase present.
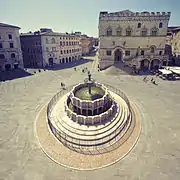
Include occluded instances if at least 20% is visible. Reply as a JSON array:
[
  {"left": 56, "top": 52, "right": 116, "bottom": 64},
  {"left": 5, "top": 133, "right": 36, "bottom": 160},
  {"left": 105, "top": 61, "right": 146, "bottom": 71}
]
[{"left": 48, "top": 91, "right": 133, "bottom": 154}]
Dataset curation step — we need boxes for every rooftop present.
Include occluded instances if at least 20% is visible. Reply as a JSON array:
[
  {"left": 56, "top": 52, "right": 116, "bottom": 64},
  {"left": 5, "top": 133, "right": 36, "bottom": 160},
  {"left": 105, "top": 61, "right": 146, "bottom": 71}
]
[
  {"left": 0, "top": 22, "right": 20, "bottom": 29},
  {"left": 20, "top": 30, "right": 80, "bottom": 37},
  {"left": 100, "top": 10, "right": 171, "bottom": 17}
]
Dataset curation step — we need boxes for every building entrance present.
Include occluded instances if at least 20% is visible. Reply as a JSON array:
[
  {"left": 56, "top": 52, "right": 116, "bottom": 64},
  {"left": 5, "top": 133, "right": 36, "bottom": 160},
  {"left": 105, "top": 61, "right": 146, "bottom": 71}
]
[
  {"left": 114, "top": 49, "right": 122, "bottom": 62},
  {"left": 49, "top": 58, "right": 53, "bottom": 66}
]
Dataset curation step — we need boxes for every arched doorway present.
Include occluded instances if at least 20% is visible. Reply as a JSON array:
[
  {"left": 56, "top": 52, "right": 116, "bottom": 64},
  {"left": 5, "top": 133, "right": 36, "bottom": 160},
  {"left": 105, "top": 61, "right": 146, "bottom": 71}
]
[
  {"left": 140, "top": 59, "right": 150, "bottom": 70},
  {"left": 151, "top": 59, "right": 161, "bottom": 70},
  {"left": 48, "top": 58, "right": 53, "bottom": 66},
  {"left": 72, "top": 56, "right": 74, "bottom": 61},
  {"left": 69, "top": 57, "right": 72, "bottom": 62},
  {"left": 66, "top": 57, "right": 68, "bottom": 63},
  {"left": 14, "top": 63, "right": 19, "bottom": 69},
  {"left": 5, "top": 64, "right": 11, "bottom": 71},
  {"left": 114, "top": 49, "right": 122, "bottom": 62},
  {"left": 62, "top": 58, "right": 65, "bottom": 63}
]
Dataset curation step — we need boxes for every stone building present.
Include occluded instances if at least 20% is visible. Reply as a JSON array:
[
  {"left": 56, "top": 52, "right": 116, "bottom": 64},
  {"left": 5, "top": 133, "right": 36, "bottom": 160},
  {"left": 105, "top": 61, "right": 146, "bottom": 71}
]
[
  {"left": 0, "top": 23, "right": 23, "bottom": 71},
  {"left": 80, "top": 35, "right": 94, "bottom": 56},
  {"left": 20, "top": 28, "right": 82, "bottom": 68},
  {"left": 166, "top": 26, "right": 180, "bottom": 65},
  {"left": 98, "top": 10, "right": 171, "bottom": 70}
]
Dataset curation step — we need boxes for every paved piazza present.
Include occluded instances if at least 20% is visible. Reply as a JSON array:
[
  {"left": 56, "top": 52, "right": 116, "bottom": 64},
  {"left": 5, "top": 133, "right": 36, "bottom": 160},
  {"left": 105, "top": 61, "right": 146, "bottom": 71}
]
[{"left": 0, "top": 56, "right": 180, "bottom": 179}]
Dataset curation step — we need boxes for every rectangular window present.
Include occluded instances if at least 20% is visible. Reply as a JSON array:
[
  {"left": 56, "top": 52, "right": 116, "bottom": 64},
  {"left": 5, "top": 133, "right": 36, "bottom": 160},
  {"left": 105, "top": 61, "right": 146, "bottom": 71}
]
[
  {"left": 159, "top": 51, "right": 162, "bottom": 55},
  {"left": 141, "top": 50, "right": 144, "bottom": 55},
  {"left": 52, "top": 47, "right": 56, "bottom": 51},
  {"left": 10, "top": 43, "right": 14, "bottom": 48},
  {"left": 8, "top": 34, "right": 12, "bottom": 39},
  {"left": 0, "top": 43, "right": 2, "bottom": 48},
  {"left": 125, "top": 50, "right": 130, "bottom": 56},
  {"left": 60, "top": 41, "right": 62, "bottom": 46},
  {"left": 106, "top": 50, "right": 111, "bottom": 56}
]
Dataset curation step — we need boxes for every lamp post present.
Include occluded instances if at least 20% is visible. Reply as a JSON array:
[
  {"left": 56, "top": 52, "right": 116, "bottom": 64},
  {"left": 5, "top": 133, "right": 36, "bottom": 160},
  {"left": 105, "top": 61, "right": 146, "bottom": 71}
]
[{"left": 88, "top": 71, "right": 92, "bottom": 94}]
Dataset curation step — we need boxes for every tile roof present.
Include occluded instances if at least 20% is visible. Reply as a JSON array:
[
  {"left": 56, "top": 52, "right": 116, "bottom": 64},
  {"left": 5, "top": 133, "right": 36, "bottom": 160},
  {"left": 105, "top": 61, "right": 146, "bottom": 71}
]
[{"left": 0, "top": 23, "right": 20, "bottom": 29}]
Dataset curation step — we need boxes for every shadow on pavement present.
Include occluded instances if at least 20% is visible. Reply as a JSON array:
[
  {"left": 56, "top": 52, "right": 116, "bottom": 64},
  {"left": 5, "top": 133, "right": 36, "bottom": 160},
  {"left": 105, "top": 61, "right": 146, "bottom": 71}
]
[
  {"left": 109, "top": 62, "right": 153, "bottom": 76},
  {"left": 0, "top": 69, "right": 32, "bottom": 82},
  {"left": 26, "top": 58, "right": 93, "bottom": 71}
]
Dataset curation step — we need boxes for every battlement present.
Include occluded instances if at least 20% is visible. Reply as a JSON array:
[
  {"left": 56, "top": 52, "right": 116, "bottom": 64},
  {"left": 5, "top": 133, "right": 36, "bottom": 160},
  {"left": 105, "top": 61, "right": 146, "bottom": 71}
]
[{"left": 99, "top": 10, "right": 171, "bottom": 18}]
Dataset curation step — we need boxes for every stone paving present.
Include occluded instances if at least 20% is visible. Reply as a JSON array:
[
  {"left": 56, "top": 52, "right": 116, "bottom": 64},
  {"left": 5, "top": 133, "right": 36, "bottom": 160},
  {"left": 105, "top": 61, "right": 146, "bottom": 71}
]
[{"left": 0, "top": 55, "right": 180, "bottom": 179}]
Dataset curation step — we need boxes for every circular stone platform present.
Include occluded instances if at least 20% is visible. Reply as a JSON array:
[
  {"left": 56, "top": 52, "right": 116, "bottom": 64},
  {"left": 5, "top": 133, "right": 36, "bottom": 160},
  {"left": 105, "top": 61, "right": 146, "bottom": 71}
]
[{"left": 35, "top": 99, "right": 141, "bottom": 170}]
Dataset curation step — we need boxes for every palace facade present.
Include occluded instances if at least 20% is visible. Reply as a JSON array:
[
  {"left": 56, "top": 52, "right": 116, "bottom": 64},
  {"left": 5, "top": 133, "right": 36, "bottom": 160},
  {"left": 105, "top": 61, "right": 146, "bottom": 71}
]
[{"left": 98, "top": 10, "right": 171, "bottom": 70}]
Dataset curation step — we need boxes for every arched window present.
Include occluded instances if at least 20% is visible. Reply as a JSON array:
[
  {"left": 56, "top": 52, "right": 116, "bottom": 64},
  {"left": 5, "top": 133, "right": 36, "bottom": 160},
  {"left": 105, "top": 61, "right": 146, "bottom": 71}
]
[
  {"left": 51, "top": 38, "right": 55, "bottom": 44},
  {"left": 11, "top": 53, "right": 15, "bottom": 58},
  {"left": 116, "top": 27, "right": 122, "bottom": 36},
  {"left": 151, "top": 27, "right": 158, "bottom": 36},
  {"left": 138, "top": 23, "right": 141, "bottom": 28},
  {"left": 106, "top": 28, "right": 112, "bottom": 36},
  {"left": 159, "top": 22, "right": 163, "bottom": 28},
  {"left": 126, "top": 27, "right": 132, "bottom": 36},
  {"left": 150, "top": 46, "right": 155, "bottom": 53},
  {"left": 141, "top": 28, "right": 147, "bottom": 36}
]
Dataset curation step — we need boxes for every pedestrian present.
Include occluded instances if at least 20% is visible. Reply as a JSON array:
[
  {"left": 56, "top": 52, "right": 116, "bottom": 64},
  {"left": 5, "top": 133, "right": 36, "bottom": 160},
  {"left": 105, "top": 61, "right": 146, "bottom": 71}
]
[
  {"left": 151, "top": 77, "right": 154, "bottom": 82},
  {"left": 143, "top": 77, "right": 146, "bottom": 82}
]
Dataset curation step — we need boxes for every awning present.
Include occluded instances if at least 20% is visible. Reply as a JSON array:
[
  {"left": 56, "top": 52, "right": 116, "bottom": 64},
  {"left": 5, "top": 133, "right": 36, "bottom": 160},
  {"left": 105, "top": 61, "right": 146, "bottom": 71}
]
[
  {"left": 158, "top": 69, "right": 172, "bottom": 75},
  {"left": 170, "top": 69, "right": 180, "bottom": 75}
]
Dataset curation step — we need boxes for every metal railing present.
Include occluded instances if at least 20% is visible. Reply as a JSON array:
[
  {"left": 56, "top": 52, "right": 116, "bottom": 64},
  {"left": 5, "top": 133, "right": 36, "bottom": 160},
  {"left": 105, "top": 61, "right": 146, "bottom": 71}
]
[{"left": 47, "top": 82, "right": 134, "bottom": 155}]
